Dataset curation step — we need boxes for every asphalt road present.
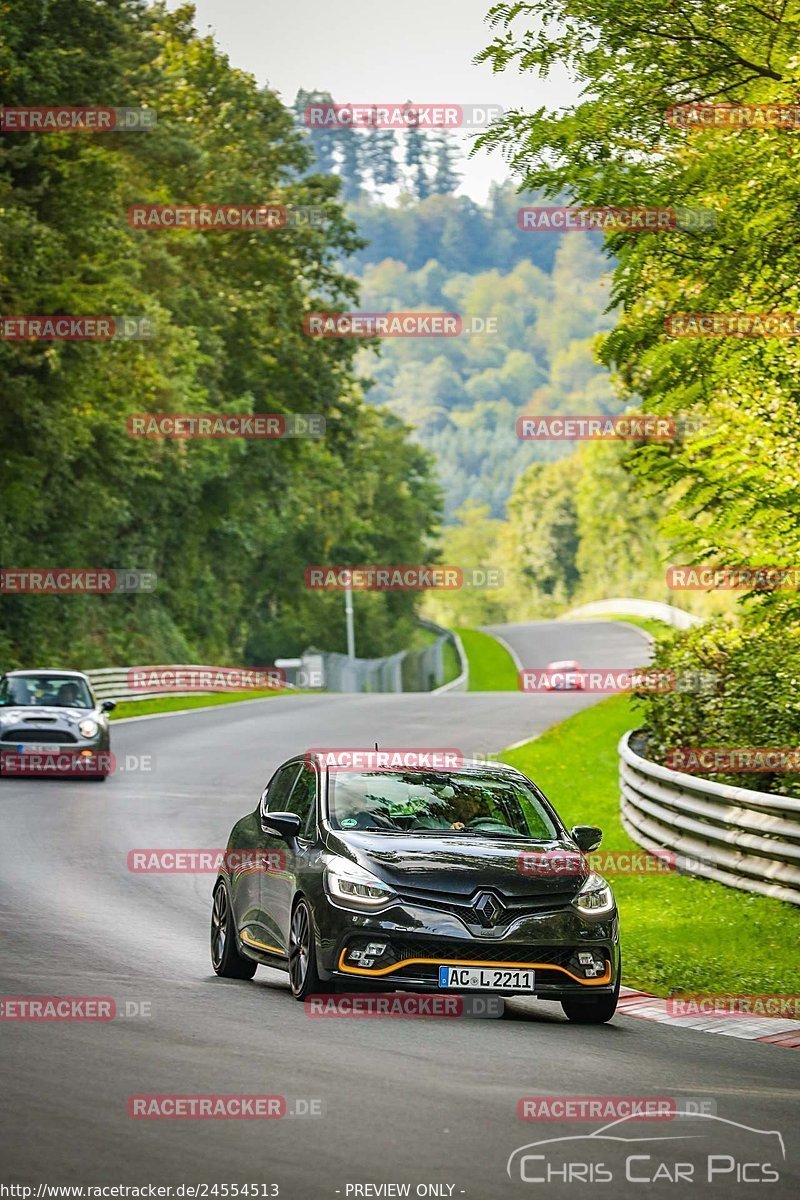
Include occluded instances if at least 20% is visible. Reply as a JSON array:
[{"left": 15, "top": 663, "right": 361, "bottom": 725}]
[{"left": 1, "top": 620, "right": 797, "bottom": 1198}]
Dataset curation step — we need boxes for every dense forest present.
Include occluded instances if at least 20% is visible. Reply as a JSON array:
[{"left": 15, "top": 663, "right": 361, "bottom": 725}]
[
  {"left": 0, "top": 1, "right": 441, "bottom": 669},
  {"left": 294, "top": 94, "right": 620, "bottom": 520}
]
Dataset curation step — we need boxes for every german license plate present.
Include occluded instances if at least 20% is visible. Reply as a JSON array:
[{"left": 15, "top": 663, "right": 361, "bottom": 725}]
[
  {"left": 18, "top": 744, "right": 53, "bottom": 754},
  {"left": 438, "top": 966, "right": 535, "bottom": 990}
]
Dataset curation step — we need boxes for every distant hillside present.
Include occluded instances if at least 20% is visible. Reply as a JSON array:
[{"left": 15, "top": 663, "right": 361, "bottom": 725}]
[{"left": 347, "top": 186, "right": 620, "bottom": 518}]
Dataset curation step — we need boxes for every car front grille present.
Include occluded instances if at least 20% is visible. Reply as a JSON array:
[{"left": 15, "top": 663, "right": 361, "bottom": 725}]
[
  {"left": 389, "top": 940, "right": 577, "bottom": 968},
  {"left": 397, "top": 884, "right": 576, "bottom": 924},
  {"left": 0, "top": 728, "right": 77, "bottom": 744},
  {"left": 339, "top": 937, "right": 611, "bottom": 985}
]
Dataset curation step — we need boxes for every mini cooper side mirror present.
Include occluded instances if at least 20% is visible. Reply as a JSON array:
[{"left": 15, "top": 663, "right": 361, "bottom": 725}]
[
  {"left": 570, "top": 824, "right": 602, "bottom": 852},
  {"left": 261, "top": 810, "right": 302, "bottom": 841},
  {"left": 101, "top": 700, "right": 116, "bottom": 712}
]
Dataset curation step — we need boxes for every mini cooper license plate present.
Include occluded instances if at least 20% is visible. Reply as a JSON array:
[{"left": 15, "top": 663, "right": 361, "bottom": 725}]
[
  {"left": 438, "top": 966, "right": 535, "bottom": 990},
  {"left": 18, "top": 744, "right": 53, "bottom": 754}
]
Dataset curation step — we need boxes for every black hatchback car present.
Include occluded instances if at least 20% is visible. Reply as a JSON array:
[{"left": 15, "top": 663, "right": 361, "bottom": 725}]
[{"left": 212, "top": 754, "right": 621, "bottom": 1023}]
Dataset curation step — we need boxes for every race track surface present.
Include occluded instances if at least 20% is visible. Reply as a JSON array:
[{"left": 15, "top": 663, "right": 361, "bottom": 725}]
[{"left": 2, "top": 622, "right": 797, "bottom": 1197}]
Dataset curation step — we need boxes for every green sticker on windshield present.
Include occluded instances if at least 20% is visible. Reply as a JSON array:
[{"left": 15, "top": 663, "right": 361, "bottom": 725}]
[{"left": 340, "top": 818, "right": 358, "bottom": 828}]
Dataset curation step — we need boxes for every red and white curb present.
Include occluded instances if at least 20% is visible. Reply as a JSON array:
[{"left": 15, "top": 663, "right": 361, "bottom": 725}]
[{"left": 617, "top": 987, "right": 800, "bottom": 1048}]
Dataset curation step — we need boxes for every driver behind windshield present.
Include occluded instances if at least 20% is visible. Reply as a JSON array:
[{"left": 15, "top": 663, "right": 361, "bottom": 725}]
[
  {"left": 328, "top": 772, "right": 557, "bottom": 840},
  {"left": 56, "top": 682, "right": 81, "bottom": 707}
]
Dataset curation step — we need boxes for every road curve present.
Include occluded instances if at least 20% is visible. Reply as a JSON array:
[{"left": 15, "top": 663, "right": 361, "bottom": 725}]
[{"left": 1, "top": 621, "right": 797, "bottom": 1197}]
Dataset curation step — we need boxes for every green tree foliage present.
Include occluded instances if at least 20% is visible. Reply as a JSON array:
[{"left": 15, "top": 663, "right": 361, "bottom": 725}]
[
  {"left": 355, "top": 231, "right": 617, "bottom": 517},
  {"left": 0, "top": 0, "right": 441, "bottom": 669},
  {"left": 430, "top": 131, "right": 462, "bottom": 195},
  {"left": 476, "top": 0, "right": 800, "bottom": 626},
  {"left": 638, "top": 621, "right": 800, "bottom": 798}
]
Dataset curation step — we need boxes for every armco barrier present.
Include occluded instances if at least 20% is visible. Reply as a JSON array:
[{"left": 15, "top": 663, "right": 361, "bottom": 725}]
[
  {"left": 619, "top": 730, "right": 800, "bottom": 906},
  {"left": 566, "top": 599, "right": 702, "bottom": 629},
  {"left": 306, "top": 621, "right": 467, "bottom": 694},
  {"left": 85, "top": 666, "right": 295, "bottom": 704},
  {"left": 85, "top": 624, "right": 468, "bottom": 700}
]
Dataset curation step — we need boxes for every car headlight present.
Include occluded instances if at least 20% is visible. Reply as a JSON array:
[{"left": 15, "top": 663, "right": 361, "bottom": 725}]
[
  {"left": 79, "top": 719, "right": 98, "bottom": 738},
  {"left": 325, "top": 856, "right": 396, "bottom": 908},
  {"left": 573, "top": 872, "right": 615, "bottom": 916}
]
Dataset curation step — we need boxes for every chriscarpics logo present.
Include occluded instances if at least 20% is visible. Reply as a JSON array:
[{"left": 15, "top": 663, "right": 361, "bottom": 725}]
[{"left": 507, "top": 1113, "right": 785, "bottom": 1187}]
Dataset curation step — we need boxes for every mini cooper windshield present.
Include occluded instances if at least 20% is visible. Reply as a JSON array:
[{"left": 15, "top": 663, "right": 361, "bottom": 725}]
[
  {"left": 0, "top": 674, "right": 93, "bottom": 709},
  {"left": 328, "top": 770, "right": 560, "bottom": 839}
]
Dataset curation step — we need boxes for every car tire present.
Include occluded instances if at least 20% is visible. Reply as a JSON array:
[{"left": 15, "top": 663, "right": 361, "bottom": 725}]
[
  {"left": 288, "top": 898, "right": 327, "bottom": 1001},
  {"left": 211, "top": 879, "right": 257, "bottom": 979},
  {"left": 561, "top": 975, "right": 620, "bottom": 1024}
]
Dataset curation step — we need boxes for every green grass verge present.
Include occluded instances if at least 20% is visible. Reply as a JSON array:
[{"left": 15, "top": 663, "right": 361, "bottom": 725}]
[
  {"left": 409, "top": 624, "right": 462, "bottom": 687},
  {"left": 501, "top": 693, "right": 799, "bottom": 996},
  {"left": 441, "top": 637, "right": 461, "bottom": 686},
  {"left": 110, "top": 689, "right": 294, "bottom": 720},
  {"left": 456, "top": 627, "right": 518, "bottom": 691}
]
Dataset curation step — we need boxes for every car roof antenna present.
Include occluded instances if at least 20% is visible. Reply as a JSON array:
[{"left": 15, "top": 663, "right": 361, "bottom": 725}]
[{"left": 374, "top": 741, "right": 379, "bottom": 751}]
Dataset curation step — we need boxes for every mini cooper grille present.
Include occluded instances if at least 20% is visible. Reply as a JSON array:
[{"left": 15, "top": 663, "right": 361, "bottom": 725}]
[{"left": 0, "top": 729, "right": 78, "bottom": 744}]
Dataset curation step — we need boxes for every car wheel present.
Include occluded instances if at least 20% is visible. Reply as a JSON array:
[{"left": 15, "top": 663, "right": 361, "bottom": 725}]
[
  {"left": 288, "top": 898, "right": 326, "bottom": 1000},
  {"left": 561, "top": 976, "right": 620, "bottom": 1024},
  {"left": 210, "top": 880, "right": 257, "bottom": 979}
]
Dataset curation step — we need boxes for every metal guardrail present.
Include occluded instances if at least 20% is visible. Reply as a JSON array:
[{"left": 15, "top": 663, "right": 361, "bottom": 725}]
[
  {"left": 85, "top": 623, "right": 468, "bottom": 700},
  {"left": 307, "top": 621, "right": 467, "bottom": 694},
  {"left": 85, "top": 666, "right": 295, "bottom": 704},
  {"left": 421, "top": 619, "right": 468, "bottom": 694},
  {"left": 566, "top": 599, "right": 703, "bottom": 629},
  {"left": 619, "top": 730, "right": 800, "bottom": 906}
]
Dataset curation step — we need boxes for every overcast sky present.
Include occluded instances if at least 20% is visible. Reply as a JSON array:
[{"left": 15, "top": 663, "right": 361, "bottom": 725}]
[{"left": 170, "top": 0, "right": 578, "bottom": 201}]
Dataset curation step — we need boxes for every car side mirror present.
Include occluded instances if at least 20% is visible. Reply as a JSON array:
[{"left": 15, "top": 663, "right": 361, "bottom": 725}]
[
  {"left": 570, "top": 824, "right": 602, "bottom": 852},
  {"left": 261, "top": 810, "right": 302, "bottom": 841},
  {"left": 101, "top": 700, "right": 116, "bottom": 712}
]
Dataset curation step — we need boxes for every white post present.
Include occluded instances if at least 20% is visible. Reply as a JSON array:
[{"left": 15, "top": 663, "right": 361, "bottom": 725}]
[{"left": 345, "top": 582, "right": 356, "bottom": 661}]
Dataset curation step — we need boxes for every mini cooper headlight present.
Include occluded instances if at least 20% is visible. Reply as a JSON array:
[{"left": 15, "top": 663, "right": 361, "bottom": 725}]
[
  {"left": 573, "top": 872, "right": 615, "bottom": 916},
  {"left": 325, "top": 856, "right": 396, "bottom": 908},
  {"left": 79, "top": 719, "right": 98, "bottom": 738}
]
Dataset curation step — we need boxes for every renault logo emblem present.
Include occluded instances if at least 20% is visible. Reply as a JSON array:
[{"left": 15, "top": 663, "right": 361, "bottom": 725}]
[{"left": 472, "top": 891, "right": 504, "bottom": 927}]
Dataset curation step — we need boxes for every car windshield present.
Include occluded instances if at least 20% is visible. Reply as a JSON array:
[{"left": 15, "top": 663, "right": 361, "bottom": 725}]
[
  {"left": 0, "top": 674, "right": 93, "bottom": 709},
  {"left": 327, "top": 771, "right": 559, "bottom": 839}
]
